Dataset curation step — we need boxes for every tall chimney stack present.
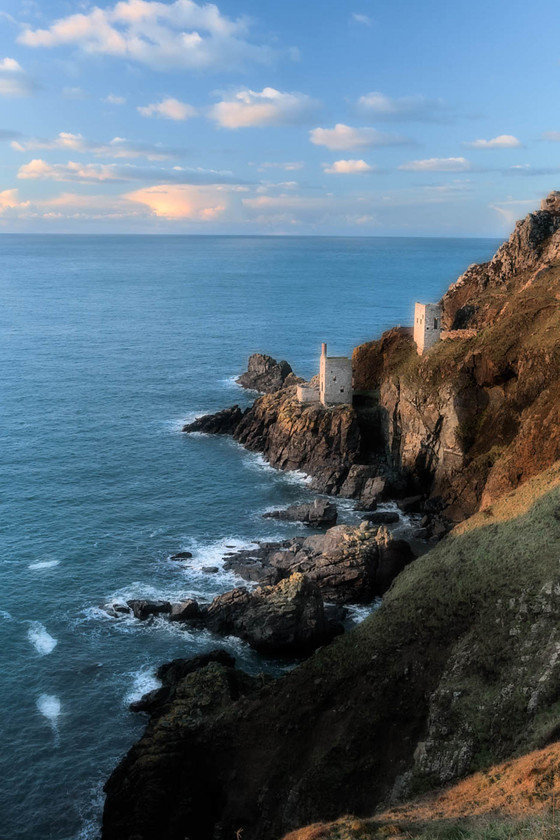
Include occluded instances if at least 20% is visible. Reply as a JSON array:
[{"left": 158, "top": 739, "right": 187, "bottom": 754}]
[{"left": 321, "top": 342, "right": 327, "bottom": 357}]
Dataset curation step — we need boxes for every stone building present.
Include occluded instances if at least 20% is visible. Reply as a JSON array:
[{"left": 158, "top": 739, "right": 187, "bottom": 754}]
[
  {"left": 414, "top": 302, "right": 442, "bottom": 354},
  {"left": 319, "top": 343, "right": 353, "bottom": 406},
  {"left": 296, "top": 343, "right": 353, "bottom": 407}
]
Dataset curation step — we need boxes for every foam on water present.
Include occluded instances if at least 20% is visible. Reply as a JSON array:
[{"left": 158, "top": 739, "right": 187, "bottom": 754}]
[
  {"left": 241, "top": 449, "right": 311, "bottom": 486},
  {"left": 28, "top": 559, "right": 60, "bottom": 570},
  {"left": 27, "top": 622, "right": 58, "bottom": 656},
  {"left": 0, "top": 609, "right": 13, "bottom": 621},
  {"left": 37, "top": 694, "right": 62, "bottom": 741},
  {"left": 123, "top": 667, "right": 162, "bottom": 706},
  {"left": 345, "top": 599, "right": 382, "bottom": 626}
]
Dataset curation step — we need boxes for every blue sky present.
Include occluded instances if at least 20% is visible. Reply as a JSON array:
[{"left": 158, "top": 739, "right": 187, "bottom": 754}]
[{"left": 1, "top": 0, "right": 560, "bottom": 234}]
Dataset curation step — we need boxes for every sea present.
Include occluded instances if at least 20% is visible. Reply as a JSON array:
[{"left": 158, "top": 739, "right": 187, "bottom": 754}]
[{"left": 0, "top": 234, "right": 500, "bottom": 839}]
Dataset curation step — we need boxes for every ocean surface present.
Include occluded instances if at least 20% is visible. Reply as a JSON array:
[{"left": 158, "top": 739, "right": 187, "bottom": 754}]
[{"left": 0, "top": 234, "right": 500, "bottom": 839}]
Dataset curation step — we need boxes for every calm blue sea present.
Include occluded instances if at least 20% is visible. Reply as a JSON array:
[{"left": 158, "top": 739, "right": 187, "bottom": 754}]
[{"left": 0, "top": 235, "right": 499, "bottom": 839}]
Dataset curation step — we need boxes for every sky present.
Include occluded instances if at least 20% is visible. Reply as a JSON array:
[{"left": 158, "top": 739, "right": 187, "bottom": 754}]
[{"left": 1, "top": 0, "right": 560, "bottom": 235}]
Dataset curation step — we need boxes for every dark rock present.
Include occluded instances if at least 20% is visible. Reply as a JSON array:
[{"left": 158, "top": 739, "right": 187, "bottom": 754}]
[
  {"left": 361, "top": 510, "right": 400, "bottom": 525},
  {"left": 398, "top": 495, "right": 424, "bottom": 514},
  {"left": 183, "top": 405, "right": 244, "bottom": 435},
  {"left": 204, "top": 573, "right": 340, "bottom": 656},
  {"left": 129, "top": 649, "right": 237, "bottom": 715},
  {"left": 413, "top": 528, "right": 430, "bottom": 539},
  {"left": 126, "top": 600, "right": 171, "bottom": 620},
  {"left": 236, "top": 353, "right": 295, "bottom": 393},
  {"left": 169, "top": 551, "right": 193, "bottom": 561},
  {"left": 201, "top": 565, "right": 219, "bottom": 574},
  {"left": 169, "top": 600, "right": 201, "bottom": 623},
  {"left": 264, "top": 498, "right": 338, "bottom": 528}
]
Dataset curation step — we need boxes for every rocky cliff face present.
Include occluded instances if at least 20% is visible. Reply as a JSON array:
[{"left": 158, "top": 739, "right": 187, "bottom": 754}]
[{"left": 102, "top": 464, "right": 560, "bottom": 840}]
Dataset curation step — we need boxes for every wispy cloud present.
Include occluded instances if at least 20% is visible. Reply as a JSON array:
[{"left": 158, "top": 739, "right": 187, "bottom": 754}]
[
  {"left": 103, "top": 93, "right": 126, "bottom": 105},
  {"left": 399, "top": 156, "right": 472, "bottom": 172},
  {"left": 12, "top": 132, "right": 183, "bottom": 160},
  {"left": 17, "top": 158, "right": 247, "bottom": 185},
  {"left": 540, "top": 131, "right": 560, "bottom": 142},
  {"left": 356, "top": 91, "right": 451, "bottom": 122},
  {"left": 254, "top": 161, "right": 304, "bottom": 172},
  {"left": 18, "top": 0, "right": 278, "bottom": 72},
  {"left": 490, "top": 198, "right": 539, "bottom": 227},
  {"left": 464, "top": 134, "right": 522, "bottom": 149},
  {"left": 0, "top": 57, "right": 37, "bottom": 97},
  {"left": 351, "top": 13, "right": 372, "bottom": 25},
  {"left": 210, "top": 88, "right": 320, "bottom": 128},
  {"left": 323, "top": 159, "right": 374, "bottom": 174},
  {"left": 138, "top": 97, "right": 197, "bottom": 121},
  {"left": 310, "top": 123, "right": 410, "bottom": 150}
]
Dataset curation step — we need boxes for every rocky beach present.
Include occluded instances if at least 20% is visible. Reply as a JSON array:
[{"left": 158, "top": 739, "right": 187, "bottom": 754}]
[{"left": 100, "top": 194, "right": 560, "bottom": 839}]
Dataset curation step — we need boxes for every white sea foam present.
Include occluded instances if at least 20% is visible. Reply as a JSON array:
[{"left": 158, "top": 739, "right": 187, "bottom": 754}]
[
  {"left": 37, "top": 694, "right": 61, "bottom": 741},
  {"left": 28, "top": 559, "right": 60, "bottom": 570},
  {"left": 241, "top": 450, "right": 311, "bottom": 486},
  {"left": 124, "top": 667, "right": 162, "bottom": 706},
  {"left": 219, "top": 374, "right": 244, "bottom": 390},
  {"left": 27, "top": 622, "right": 58, "bottom": 656},
  {"left": 345, "top": 599, "right": 382, "bottom": 626},
  {"left": 0, "top": 609, "right": 13, "bottom": 621}
]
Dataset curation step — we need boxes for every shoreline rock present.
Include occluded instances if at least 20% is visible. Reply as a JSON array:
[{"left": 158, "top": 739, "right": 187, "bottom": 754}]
[
  {"left": 236, "top": 353, "right": 298, "bottom": 393},
  {"left": 263, "top": 498, "right": 338, "bottom": 528}
]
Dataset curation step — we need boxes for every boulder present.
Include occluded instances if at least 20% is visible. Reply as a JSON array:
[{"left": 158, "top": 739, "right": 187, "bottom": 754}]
[
  {"left": 203, "top": 573, "right": 342, "bottom": 657},
  {"left": 127, "top": 600, "right": 171, "bottom": 620},
  {"left": 169, "top": 600, "right": 201, "bottom": 623},
  {"left": 169, "top": 551, "right": 193, "bottom": 561},
  {"left": 236, "top": 353, "right": 294, "bottom": 393},
  {"left": 183, "top": 405, "right": 244, "bottom": 435},
  {"left": 264, "top": 498, "right": 338, "bottom": 528}
]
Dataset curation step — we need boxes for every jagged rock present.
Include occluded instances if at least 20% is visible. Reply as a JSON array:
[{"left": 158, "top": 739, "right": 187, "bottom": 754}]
[
  {"left": 201, "top": 566, "right": 219, "bottom": 574},
  {"left": 169, "top": 551, "right": 193, "bottom": 561},
  {"left": 223, "top": 524, "right": 415, "bottom": 603},
  {"left": 236, "top": 353, "right": 295, "bottom": 393},
  {"left": 183, "top": 405, "right": 244, "bottom": 435},
  {"left": 126, "top": 600, "right": 171, "bottom": 620},
  {"left": 203, "top": 573, "right": 342, "bottom": 656},
  {"left": 168, "top": 600, "right": 201, "bottom": 622},
  {"left": 264, "top": 499, "right": 338, "bottom": 528}
]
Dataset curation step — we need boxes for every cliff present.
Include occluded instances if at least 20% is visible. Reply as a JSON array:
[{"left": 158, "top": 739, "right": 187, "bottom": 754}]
[
  {"left": 185, "top": 195, "right": 560, "bottom": 521},
  {"left": 103, "top": 461, "right": 560, "bottom": 840}
]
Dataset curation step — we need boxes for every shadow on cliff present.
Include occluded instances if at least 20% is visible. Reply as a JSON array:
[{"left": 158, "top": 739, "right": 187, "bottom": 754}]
[{"left": 102, "top": 461, "right": 560, "bottom": 840}]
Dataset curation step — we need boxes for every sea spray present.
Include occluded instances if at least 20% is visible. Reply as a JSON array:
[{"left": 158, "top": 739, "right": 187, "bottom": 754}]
[{"left": 27, "top": 622, "right": 58, "bottom": 656}]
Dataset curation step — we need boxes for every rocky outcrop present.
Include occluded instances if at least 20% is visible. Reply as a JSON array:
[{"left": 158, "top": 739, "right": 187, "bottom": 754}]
[
  {"left": 103, "top": 465, "right": 560, "bottom": 840},
  {"left": 183, "top": 405, "right": 245, "bottom": 435},
  {"left": 203, "top": 573, "right": 342, "bottom": 656},
  {"left": 264, "top": 499, "right": 337, "bottom": 527},
  {"left": 222, "top": 523, "right": 415, "bottom": 603},
  {"left": 236, "top": 353, "right": 297, "bottom": 393},
  {"left": 126, "top": 600, "right": 171, "bottom": 620}
]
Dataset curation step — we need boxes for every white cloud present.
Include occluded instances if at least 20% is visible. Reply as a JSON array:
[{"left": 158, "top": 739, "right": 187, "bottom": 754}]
[
  {"left": 210, "top": 87, "right": 319, "bottom": 128},
  {"left": 465, "top": 134, "right": 522, "bottom": 149},
  {"left": 104, "top": 93, "right": 126, "bottom": 104},
  {"left": 17, "top": 158, "right": 246, "bottom": 185},
  {"left": 323, "top": 159, "right": 374, "bottom": 174},
  {"left": 351, "top": 13, "right": 372, "bottom": 25},
  {"left": 357, "top": 91, "right": 450, "bottom": 122},
  {"left": 18, "top": 0, "right": 276, "bottom": 72},
  {"left": 490, "top": 198, "right": 539, "bottom": 227},
  {"left": 12, "top": 132, "right": 182, "bottom": 160},
  {"left": 310, "top": 123, "right": 410, "bottom": 150},
  {"left": 0, "top": 57, "right": 37, "bottom": 97},
  {"left": 125, "top": 183, "right": 235, "bottom": 220},
  {"left": 256, "top": 161, "right": 304, "bottom": 172},
  {"left": 0, "top": 188, "right": 22, "bottom": 210},
  {"left": 399, "top": 156, "right": 471, "bottom": 172},
  {"left": 138, "top": 97, "right": 197, "bottom": 121}
]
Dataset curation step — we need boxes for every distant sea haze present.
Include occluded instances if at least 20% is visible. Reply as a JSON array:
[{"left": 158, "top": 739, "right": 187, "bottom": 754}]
[{"left": 0, "top": 234, "right": 499, "bottom": 838}]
